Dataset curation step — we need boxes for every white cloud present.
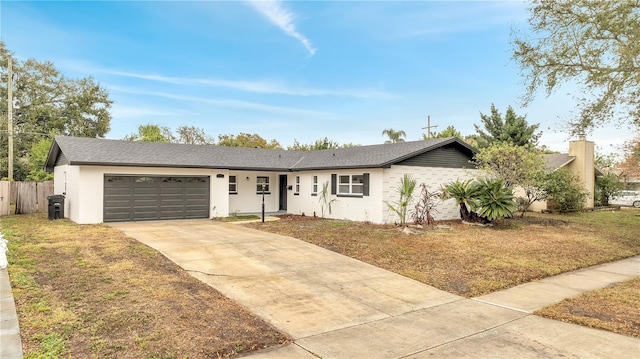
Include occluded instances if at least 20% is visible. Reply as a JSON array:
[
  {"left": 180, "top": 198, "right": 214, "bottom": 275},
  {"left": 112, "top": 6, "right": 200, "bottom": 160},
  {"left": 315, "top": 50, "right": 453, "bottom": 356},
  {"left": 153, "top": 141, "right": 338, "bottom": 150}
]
[
  {"left": 246, "top": 0, "right": 317, "bottom": 56},
  {"left": 101, "top": 69, "right": 393, "bottom": 99},
  {"left": 107, "top": 85, "right": 332, "bottom": 118}
]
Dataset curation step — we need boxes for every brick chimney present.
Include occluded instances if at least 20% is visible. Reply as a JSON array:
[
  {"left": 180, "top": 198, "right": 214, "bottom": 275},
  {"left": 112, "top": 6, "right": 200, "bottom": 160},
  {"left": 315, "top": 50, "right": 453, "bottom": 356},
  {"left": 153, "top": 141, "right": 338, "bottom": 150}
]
[{"left": 568, "top": 135, "right": 595, "bottom": 208}]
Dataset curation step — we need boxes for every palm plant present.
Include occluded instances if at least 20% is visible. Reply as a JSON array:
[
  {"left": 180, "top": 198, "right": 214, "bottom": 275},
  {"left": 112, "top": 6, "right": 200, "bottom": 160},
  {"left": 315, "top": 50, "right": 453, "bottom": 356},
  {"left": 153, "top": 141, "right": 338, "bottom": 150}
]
[
  {"left": 318, "top": 181, "right": 337, "bottom": 217},
  {"left": 385, "top": 174, "right": 417, "bottom": 227},
  {"left": 442, "top": 179, "right": 480, "bottom": 222},
  {"left": 474, "top": 178, "right": 516, "bottom": 221},
  {"left": 382, "top": 128, "right": 407, "bottom": 144}
]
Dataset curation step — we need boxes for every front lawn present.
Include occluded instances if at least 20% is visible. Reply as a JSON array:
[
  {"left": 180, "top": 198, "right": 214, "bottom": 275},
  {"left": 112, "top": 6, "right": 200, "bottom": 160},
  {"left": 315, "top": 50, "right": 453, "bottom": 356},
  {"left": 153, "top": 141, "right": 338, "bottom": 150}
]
[
  {"left": 2, "top": 214, "right": 289, "bottom": 359},
  {"left": 536, "top": 277, "right": 640, "bottom": 338},
  {"left": 245, "top": 210, "right": 640, "bottom": 297}
]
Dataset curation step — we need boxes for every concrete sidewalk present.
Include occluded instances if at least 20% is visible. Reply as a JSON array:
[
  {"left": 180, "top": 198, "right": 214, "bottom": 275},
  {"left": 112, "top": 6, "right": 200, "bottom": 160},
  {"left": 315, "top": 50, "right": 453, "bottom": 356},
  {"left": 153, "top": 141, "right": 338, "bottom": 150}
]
[
  {"left": 113, "top": 220, "right": 640, "bottom": 359},
  {"left": 0, "top": 268, "right": 23, "bottom": 359}
]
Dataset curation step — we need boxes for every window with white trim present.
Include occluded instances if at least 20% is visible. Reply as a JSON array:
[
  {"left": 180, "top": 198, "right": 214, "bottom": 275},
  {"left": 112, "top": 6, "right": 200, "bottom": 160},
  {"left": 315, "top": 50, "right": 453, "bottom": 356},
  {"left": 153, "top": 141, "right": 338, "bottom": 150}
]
[
  {"left": 295, "top": 176, "right": 300, "bottom": 194},
  {"left": 229, "top": 175, "right": 237, "bottom": 194},
  {"left": 257, "top": 176, "right": 270, "bottom": 192},
  {"left": 338, "top": 174, "right": 364, "bottom": 195},
  {"left": 312, "top": 176, "right": 318, "bottom": 195}
]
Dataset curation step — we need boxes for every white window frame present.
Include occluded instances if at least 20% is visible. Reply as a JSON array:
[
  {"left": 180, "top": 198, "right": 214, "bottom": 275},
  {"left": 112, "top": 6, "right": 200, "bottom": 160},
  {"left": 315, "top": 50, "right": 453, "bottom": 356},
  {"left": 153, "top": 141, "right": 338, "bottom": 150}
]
[
  {"left": 338, "top": 174, "right": 364, "bottom": 195},
  {"left": 257, "top": 176, "right": 270, "bottom": 193},
  {"left": 295, "top": 176, "right": 300, "bottom": 194},
  {"left": 229, "top": 175, "right": 237, "bottom": 194},
  {"left": 312, "top": 175, "right": 318, "bottom": 195}
]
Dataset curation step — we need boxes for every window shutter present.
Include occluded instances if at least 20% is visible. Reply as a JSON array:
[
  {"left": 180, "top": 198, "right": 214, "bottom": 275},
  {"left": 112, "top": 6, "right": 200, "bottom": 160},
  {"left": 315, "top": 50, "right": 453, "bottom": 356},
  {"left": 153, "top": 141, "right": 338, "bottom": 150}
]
[
  {"left": 363, "top": 173, "right": 370, "bottom": 196},
  {"left": 331, "top": 174, "right": 337, "bottom": 195}
]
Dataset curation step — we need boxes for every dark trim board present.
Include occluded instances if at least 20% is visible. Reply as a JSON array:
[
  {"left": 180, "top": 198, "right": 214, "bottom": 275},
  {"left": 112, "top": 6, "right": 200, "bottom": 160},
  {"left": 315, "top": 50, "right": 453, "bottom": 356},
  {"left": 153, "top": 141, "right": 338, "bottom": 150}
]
[{"left": 103, "top": 175, "right": 210, "bottom": 222}]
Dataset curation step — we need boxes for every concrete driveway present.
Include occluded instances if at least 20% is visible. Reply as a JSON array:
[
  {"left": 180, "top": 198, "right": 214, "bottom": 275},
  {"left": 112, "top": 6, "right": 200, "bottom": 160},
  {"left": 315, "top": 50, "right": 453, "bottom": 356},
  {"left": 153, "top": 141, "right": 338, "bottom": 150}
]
[{"left": 111, "top": 220, "right": 640, "bottom": 359}]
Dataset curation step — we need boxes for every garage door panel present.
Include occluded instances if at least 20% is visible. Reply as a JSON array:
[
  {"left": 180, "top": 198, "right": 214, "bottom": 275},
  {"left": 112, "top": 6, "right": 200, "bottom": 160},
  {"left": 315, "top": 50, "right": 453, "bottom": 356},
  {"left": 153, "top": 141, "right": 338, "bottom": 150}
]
[{"left": 104, "top": 175, "right": 209, "bottom": 222}]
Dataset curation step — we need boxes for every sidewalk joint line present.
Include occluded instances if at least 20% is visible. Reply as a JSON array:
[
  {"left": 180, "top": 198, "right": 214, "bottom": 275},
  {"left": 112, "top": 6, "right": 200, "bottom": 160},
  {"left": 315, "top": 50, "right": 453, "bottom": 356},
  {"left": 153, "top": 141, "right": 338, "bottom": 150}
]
[
  {"left": 397, "top": 314, "right": 531, "bottom": 359},
  {"left": 471, "top": 298, "right": 532, "bottom": 314}
]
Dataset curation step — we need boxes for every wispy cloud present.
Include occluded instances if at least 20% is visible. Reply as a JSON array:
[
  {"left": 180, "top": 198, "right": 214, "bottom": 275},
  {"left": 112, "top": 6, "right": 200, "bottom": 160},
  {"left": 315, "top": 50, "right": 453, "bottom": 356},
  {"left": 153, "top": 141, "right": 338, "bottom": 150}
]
[
  {"left": 101, "top": 68, "right": 393, "bottom": 99},
  {"left": 246, "top": 0, "right": 317, "bottom": 56},
  {"left": 107, "top": 85, "right": 331, "bottom": 118}
]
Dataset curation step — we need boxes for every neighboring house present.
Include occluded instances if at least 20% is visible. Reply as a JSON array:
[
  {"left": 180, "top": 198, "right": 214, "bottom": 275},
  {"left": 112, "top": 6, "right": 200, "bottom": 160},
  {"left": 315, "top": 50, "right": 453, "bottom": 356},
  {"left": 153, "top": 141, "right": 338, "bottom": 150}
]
[
  {"left": 527, "top": 136, "right": 603, "bottom": 212},
  {"left": 44, "top": 136, "right": 478, "bottom": 224}
]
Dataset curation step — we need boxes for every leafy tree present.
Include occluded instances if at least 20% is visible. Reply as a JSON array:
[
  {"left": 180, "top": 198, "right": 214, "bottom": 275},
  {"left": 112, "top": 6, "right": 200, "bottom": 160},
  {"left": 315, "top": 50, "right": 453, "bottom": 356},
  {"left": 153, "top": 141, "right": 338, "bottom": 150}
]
[
  {"left": 385, "top": 174, "right": 417, "bottom": 227},
  {"left": 382, "top": 128, "right": 406, "bottom": 143},
  {"left": 0, "top": 42, "right": 112, "bottom": 180},
  {"left": 217, "top": 133, "right": 282, "bottom": 149},
  {"left": 425, "top": 125, "right": 463, "bottom": 140},
  {"left": 288, "top": 137, "right": 358, "bottom": 151},
  {"left": 175, "top": 125, "right": 214, "bottom": 145},
  {"left": 595, "top": 173, "right": 625, "bottom": 206},
  {"left": 25, "top": 138, "right": 53, "bottom": 181},
  {"left": 474, "top": 142, "right": 548, "bottom": 216},
  {"left": 513, "top": 1, "right": 640, "bottom": 135},
  {"left": 543, "top": 169, "right": 588, "bottom": 212},
  {"left": 474, "top": 104, "right": 541, "bottom": 148},
  {"left": 618, "top": 133, "right": 640, "bottom": 183},
  {"left": 123, "top": 123, "right": 174, "bottom": 143}
]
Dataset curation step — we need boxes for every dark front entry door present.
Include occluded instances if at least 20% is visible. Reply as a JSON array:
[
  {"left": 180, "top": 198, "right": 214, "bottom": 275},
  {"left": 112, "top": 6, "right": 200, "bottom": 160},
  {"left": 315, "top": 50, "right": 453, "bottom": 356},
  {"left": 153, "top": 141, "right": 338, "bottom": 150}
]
[{"left": 279, "top": 175, "right": 287, "bottom": 211}]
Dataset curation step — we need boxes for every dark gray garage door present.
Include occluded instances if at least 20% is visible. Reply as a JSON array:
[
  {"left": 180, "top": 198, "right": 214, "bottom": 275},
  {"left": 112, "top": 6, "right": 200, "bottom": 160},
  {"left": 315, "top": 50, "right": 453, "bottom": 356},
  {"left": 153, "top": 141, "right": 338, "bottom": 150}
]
[{"left": 104, "top": 175, "right": 210, "bottom": 222}]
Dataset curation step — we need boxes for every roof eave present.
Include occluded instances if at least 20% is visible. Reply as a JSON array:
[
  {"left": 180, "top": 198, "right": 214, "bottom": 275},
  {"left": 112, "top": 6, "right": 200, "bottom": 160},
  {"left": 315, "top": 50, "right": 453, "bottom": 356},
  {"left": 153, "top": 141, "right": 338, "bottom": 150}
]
[
  {"left": 66, "top": 161, "right": 292, "bottom": 172},
  {"left": 44, "top": 139, "right": 61, "bottom": 173}
]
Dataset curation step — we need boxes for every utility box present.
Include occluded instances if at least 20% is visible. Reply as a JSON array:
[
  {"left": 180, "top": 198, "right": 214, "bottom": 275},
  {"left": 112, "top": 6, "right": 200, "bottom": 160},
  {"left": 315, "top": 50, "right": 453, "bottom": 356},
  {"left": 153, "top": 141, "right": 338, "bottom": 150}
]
[{"left": 47, "top": 195, "right": 65, "bottom": 220}]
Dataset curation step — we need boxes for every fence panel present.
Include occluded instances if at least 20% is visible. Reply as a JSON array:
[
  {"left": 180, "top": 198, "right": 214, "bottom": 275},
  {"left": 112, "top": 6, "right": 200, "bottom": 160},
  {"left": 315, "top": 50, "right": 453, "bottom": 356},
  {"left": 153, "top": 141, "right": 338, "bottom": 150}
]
[
  {"left": 0, "top": 182, "right": 9, "bottom": 216},
  {"left": 0, "top": 180, "right": 55, "bottom": 216},
  {"left": 36, "top": 181, "right": 54, "bottom": 212},
  {"left": 15, "top": 182, "right": 38, "bottom": 214}
]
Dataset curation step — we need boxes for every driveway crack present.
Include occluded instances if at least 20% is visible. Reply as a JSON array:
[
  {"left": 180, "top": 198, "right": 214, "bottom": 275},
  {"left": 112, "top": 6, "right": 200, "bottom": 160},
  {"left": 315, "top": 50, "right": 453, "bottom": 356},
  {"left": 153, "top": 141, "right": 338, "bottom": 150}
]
[{"left": 186, "top": 269, "right": 235, "bottom": 277}]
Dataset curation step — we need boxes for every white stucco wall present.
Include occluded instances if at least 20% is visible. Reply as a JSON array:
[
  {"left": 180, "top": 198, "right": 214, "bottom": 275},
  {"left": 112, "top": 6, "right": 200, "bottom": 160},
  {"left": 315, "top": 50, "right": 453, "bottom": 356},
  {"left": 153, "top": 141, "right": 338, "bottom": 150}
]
[
  {"left": 382, "top": 165, "right": 478, "bottom": 223},
  {"left": 54, "top": 164, "right": 80, "bottom": 220},
  {"left": 228, "top": 171, "right": 282, "bottom": 214},
  {"left": 285, "top": 169, "right": 385, "bottom": 223},
  {"left": 55, "top": 165, "right": 230, "bottom": 224}
]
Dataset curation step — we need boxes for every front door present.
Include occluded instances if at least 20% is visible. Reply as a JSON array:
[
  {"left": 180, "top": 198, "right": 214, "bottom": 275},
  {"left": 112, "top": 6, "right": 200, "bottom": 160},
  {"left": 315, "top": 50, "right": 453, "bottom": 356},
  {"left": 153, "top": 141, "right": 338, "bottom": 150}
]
[{"left": 279, "top": 175, "right": 287, "bottom": 211}]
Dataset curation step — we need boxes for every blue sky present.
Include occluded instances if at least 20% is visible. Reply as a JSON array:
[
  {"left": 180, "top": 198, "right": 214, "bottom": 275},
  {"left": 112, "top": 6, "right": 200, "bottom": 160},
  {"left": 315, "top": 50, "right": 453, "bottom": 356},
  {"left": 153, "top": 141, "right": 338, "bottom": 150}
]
[{"left": 0, "top": 0, "right": 631, "bottom": 153}]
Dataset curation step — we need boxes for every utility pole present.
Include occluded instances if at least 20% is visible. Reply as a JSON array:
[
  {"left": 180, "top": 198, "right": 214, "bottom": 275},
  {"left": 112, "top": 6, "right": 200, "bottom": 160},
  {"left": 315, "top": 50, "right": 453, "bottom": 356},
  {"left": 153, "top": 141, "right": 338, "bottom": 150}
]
[
  {"left": 422, "top": 115, "right": 438, "bottom": 139},
  {"left": 7, "top": 55, "right": 13, "bottom": 180}
]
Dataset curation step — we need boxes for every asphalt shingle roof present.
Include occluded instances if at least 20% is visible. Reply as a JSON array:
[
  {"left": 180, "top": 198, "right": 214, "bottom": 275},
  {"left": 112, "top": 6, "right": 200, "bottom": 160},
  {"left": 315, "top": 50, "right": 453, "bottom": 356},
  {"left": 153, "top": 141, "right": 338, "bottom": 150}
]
[
  {"left": 544, "top": 153, "right": 575, "bottom": 170},
  {"left": 45, "top": 136, "right": 475, "bottom": 172}
]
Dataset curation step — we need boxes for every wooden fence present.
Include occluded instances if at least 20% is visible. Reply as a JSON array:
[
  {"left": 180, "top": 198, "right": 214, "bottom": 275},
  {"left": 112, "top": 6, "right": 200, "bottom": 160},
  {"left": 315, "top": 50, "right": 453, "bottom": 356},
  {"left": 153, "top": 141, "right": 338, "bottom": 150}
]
[{"left": 0, "top": 181, "right": 54, "bottom": 216}]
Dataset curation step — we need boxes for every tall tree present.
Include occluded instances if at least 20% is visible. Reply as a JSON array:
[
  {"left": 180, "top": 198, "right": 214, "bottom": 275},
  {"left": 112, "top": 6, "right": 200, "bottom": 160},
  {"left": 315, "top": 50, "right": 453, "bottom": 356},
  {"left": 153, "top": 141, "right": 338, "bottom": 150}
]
[
  {"left": 512, "top": 0, "right": 640, "bottom": 135},
  {"left": 431, "top": 125, "right": 463, "bottom": 140},
  {"left": 0, "top": 42, "right": 112, "bottom": 180},
  {"left": 474, "top": 104, "right": 541, "bottom": 148},
  {"left": 474, "top": 142, "right": 548, "bottom": 216},
  {"left": 175, "top": 125, "right": 214, "bottom": 145},
  {"left": 618, "top": 133, "right": 640, "bottom": 182},
  {"left": 123, "top": 123, "right": 174, "bottom": 143},
  {"left": 217, "top": 133, "right": 282, "bottom": 149},
  {"left": 25, "top": 138, "right": 54, "bottom": 181},
  {"left": 287, "top": 137, "right": 358, "bottom": 151},
  {"left": 382, "top": 128, "right": 406, "bottom": 143}
]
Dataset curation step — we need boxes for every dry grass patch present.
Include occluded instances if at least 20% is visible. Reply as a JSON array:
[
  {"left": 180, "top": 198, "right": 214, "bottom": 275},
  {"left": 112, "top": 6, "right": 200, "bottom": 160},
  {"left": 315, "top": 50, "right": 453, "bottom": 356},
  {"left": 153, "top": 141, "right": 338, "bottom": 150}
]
[
  {"left": 245, "top": 210, "right": 640, "bottom": 297},
  {"left": 536, "top": 277, "right": 640, "bottom": 338},
  {"left": 3, "top": 214, "right": 289, "bottom": 359}
]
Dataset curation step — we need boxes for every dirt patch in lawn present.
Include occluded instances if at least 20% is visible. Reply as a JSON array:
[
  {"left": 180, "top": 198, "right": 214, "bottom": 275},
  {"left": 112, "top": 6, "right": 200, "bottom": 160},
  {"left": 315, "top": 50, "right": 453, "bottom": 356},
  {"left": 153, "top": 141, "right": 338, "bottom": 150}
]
[
  {"left": 3, "top": 214, "right": 289, "bottom": 359},
  {"left": 536, "top": 277, "right": 640, "bottom": 338},
  {"left": 245, "top": 211, "right": 640, "bottom": 297}
]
